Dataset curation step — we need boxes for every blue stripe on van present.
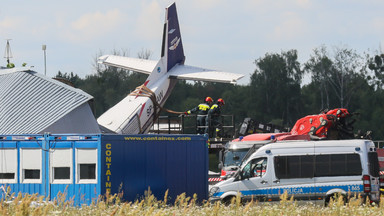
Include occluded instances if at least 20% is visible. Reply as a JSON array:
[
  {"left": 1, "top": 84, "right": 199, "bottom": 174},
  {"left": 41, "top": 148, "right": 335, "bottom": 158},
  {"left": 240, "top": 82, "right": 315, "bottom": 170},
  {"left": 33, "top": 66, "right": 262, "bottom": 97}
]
[{"left": 213, "top": 184, "right": 363, "bottom": 197}]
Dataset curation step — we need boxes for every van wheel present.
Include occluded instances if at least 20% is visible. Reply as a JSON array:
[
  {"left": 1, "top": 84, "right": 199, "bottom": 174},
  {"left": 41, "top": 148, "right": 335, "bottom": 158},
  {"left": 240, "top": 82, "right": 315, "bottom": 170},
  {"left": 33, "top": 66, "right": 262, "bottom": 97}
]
[
  {"left": 222, "top": 196, "right": 236, "bottom": 206},
  {"left": 325, "top": 194, "right": 347, "bottom": 206}
]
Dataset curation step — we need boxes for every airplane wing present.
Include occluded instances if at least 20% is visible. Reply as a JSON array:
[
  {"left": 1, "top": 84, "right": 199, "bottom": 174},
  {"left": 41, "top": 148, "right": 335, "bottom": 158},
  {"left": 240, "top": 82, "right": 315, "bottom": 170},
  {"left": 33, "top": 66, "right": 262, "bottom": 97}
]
[
  {"left": 168, "top": 64, "right": 244, "bottom": 84},
  {"left": 98, "top": 55, "right": 157, "bottom": 75}
]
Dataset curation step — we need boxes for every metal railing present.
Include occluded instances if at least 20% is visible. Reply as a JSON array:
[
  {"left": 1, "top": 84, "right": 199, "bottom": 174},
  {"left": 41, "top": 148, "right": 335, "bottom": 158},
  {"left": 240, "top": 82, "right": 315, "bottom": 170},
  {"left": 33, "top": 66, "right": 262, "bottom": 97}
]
[
  {"left": 149, "top": 114, "right": 235, "bottom": 138},
  {"left": 374, "top": 140, "right": 384, "bottom": 149}
]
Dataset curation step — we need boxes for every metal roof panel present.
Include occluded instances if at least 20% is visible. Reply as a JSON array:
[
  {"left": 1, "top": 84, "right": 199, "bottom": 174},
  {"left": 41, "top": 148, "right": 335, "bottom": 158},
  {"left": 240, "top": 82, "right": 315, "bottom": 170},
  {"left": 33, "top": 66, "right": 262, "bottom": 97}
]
[{"left": 0, "top": 69, "right": 95, "bottom": 134}]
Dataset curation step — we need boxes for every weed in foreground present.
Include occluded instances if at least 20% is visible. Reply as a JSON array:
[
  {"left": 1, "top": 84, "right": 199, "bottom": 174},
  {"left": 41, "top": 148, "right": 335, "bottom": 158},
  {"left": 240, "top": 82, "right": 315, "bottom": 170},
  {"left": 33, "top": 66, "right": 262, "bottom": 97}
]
[{"left": 1, "top": 188, "right": 384, "bottom": 215}]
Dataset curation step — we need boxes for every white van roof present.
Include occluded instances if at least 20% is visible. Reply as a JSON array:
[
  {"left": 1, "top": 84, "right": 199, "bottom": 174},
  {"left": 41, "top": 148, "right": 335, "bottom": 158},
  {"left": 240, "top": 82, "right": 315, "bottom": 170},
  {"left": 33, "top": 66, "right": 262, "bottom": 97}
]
[{"left": 247, "top": 139, "right": 373, "bottom": 162}]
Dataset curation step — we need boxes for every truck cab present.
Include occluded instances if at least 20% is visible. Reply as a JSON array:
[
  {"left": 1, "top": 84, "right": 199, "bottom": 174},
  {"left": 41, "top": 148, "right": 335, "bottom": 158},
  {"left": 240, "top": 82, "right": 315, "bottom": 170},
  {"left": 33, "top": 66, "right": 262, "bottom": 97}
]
[
  {"left": 219, "top": 140, "right": 270, "bottom": 180},
  {"left": 219, "top": 133, "right": 310, "bottom": 180}
]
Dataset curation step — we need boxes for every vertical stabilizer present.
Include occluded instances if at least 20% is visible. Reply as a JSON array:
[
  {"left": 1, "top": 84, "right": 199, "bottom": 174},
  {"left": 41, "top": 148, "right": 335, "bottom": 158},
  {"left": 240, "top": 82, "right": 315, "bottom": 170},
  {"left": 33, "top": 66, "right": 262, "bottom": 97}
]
[{"left": 162, "top": 3, "right": 185, "bottom": 72}]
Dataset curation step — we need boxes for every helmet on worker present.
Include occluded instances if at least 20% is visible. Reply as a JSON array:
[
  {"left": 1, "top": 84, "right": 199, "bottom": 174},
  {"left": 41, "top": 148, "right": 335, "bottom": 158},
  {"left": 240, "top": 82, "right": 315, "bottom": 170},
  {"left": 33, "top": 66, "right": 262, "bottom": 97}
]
[
  {"left": 205, "top": 96, "right": 213, "bottom": 103},
  {"left": 217, "top": 98, "right": 225, "bottom": 105}
]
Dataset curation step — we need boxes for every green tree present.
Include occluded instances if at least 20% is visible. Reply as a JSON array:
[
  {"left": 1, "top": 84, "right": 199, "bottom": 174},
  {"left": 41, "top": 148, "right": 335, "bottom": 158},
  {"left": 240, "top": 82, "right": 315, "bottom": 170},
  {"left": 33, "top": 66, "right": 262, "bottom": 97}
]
[
  {"left": 304, "top": 46, "right": 334, "bottom": 111},
  {"left": 368, "top": 53, "right": 384, "bottom": 89},
  {"left": 250, "top": 50, "right": 303, "bottom": 126},
  {"left": 331, "top": 46, "right": 365, "bottom": 107},
  {"left": 304, "top": 46, "right": 366, "bottom": 108},
  {"left": 55, "top": 71, "right": 83, "bottom": 87}
]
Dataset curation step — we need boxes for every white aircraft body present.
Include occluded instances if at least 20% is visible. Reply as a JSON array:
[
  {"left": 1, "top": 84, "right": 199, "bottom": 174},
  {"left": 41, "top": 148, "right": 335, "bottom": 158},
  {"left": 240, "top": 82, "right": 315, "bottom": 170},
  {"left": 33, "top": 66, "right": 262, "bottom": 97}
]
[{"left": 97, "top": 2, "right": 244, "bottom": 134}]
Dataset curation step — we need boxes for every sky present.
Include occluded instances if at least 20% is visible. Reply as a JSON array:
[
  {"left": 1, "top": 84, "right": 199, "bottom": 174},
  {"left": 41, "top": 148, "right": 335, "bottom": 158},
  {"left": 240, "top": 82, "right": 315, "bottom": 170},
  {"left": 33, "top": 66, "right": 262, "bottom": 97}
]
[{"left": 1, "top": 0, "right": 384, "bottom": 85}]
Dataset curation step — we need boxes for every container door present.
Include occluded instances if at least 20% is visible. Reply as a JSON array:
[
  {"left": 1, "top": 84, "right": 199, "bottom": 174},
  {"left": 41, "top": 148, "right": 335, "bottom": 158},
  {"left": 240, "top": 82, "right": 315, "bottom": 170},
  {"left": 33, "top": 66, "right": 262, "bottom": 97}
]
[{"left": 237, "top": 157, "right": 270, "bottom": 202}]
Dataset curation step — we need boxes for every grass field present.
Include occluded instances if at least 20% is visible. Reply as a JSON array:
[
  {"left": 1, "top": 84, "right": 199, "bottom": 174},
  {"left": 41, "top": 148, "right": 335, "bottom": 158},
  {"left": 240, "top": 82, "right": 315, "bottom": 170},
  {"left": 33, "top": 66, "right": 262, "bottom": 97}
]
[{"left": 1, "top": 189, "right": 384, "bottom": 216}]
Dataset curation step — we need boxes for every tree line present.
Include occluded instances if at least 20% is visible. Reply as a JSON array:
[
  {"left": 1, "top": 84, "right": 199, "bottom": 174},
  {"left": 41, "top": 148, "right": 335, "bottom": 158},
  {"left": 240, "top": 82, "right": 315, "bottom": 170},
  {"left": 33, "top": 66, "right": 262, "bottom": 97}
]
[{"left": 55, "top": 46, "right": 384, "bottom": 140}]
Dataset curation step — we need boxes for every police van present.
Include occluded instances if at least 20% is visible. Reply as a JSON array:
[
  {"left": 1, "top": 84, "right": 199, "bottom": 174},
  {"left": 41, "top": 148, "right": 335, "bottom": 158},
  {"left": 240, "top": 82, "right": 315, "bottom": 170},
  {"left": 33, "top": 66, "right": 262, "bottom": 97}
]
[{"left": 209, "top": 139, "right": 381, "bottom": 205}]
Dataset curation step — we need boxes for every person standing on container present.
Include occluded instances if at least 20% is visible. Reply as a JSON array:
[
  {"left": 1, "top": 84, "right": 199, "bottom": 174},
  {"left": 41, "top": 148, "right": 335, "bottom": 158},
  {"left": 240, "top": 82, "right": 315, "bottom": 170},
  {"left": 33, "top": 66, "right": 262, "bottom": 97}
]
[
  {"left": 185, "top": 97, "right": 213, "bottom": 134},
  {"left": 205, "top": 98, "right": 225, "bottom": 138}
]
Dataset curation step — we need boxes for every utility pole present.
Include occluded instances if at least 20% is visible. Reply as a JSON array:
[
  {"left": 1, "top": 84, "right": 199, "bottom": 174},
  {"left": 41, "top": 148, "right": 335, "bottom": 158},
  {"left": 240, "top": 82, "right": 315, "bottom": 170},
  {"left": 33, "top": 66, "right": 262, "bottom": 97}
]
[{"left": 42, "top": 45, "right": 46, "bottom": 76}]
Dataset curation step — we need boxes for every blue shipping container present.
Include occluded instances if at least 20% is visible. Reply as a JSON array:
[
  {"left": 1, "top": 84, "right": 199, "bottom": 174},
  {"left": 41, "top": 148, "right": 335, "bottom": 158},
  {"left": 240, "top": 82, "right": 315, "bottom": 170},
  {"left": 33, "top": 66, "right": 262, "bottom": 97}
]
[{"left": 0, "top": 134, "right": 208, "bottom": 205}]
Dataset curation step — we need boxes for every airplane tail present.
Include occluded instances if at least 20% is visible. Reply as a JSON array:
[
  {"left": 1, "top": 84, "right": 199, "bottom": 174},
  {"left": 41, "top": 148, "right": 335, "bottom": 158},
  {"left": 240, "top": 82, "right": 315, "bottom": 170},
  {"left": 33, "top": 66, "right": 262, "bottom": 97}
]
[
  {"left": 97, "top": 2, "right": 243, "bottom": 84},
  {"left": 162, "top": 3, "right": 185, "bottom": 72},
  {"left": 97, "top": 2, "right": 244, "bottom": 134}
]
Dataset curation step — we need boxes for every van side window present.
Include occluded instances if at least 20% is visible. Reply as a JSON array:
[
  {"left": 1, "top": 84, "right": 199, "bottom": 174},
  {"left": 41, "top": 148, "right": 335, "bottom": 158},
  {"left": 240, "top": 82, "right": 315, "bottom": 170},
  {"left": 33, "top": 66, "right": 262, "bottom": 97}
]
[
  {"left": 242, "top": 158, "right": 267, "bottom": 179},
  {"left": 274, "top": 155, "right": 314, "bottom": 179},
  {"left": 315, "top": 154, "right": 361, "bottom": 177},
  {"left": 275, "top": 154, "right": 362, "bottom": 179}
]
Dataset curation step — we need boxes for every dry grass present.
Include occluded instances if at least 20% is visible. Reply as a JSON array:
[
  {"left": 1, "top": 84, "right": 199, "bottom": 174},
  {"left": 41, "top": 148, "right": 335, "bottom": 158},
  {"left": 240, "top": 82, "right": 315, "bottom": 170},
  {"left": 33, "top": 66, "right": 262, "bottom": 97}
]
[{"left": 1, "top": 187, "right": 384, "bottom": 216}]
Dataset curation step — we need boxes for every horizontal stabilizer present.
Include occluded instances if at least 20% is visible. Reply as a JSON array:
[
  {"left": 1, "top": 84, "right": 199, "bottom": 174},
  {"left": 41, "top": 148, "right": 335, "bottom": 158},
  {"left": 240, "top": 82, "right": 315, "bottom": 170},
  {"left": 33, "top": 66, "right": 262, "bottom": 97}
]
[
  {"left": 98, "top": 55, "right": 157, "bottom": 75},
  {"left": 168, "top": 64, "right": 244, "bottom": 84}
]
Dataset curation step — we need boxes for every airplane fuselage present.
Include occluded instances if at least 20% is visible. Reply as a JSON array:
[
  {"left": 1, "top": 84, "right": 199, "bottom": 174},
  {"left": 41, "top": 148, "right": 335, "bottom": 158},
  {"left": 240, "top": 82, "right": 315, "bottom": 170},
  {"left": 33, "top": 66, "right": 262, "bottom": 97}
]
[{"left": 97, "top": 68, "right": 177, "bottom": 134}]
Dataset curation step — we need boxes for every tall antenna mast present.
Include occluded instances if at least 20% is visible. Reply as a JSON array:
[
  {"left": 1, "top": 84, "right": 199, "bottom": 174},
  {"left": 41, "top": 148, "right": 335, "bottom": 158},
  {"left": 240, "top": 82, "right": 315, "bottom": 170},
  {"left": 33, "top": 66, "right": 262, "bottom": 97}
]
[{"left": 4, "top": 39, "right": 13, "bottom": 64}]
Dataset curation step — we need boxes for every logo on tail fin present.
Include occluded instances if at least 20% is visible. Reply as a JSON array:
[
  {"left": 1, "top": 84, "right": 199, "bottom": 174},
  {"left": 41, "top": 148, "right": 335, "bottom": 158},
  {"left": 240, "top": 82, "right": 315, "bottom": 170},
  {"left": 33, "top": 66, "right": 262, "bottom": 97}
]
[{"left": 169, "top": 37, "right": 180, "bottom": 50}]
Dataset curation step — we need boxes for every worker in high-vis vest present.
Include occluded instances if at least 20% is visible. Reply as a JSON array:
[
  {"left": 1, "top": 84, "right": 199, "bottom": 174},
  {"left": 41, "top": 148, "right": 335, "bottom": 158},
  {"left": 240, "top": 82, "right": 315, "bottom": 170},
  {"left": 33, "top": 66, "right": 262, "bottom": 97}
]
[
  {"left": 205, "top": 98, "right": 225, "bottom": 138},
  {"left": 185, "top": 97, "right": 213, "bottom": 134}
]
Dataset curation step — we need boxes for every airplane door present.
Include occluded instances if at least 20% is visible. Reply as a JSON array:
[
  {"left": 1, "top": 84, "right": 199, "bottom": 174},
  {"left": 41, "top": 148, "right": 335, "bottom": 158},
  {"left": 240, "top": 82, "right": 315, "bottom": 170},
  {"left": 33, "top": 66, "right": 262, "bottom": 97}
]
[
  {"left": 237, "top": 157, "right": 270, "bottom": 202},
  {"left": 121, "top": 106, "right": 143, "bottom": 134}
]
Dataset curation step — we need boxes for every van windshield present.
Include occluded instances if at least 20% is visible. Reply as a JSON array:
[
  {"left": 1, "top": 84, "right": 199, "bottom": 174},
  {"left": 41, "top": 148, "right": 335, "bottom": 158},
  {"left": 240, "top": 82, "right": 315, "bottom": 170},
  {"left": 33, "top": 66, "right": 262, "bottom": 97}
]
[{"left": 224, "top": 149, "right": 249, "bottom": 166}]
